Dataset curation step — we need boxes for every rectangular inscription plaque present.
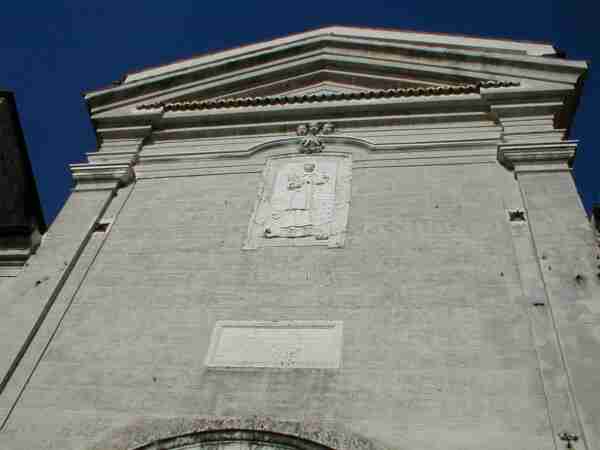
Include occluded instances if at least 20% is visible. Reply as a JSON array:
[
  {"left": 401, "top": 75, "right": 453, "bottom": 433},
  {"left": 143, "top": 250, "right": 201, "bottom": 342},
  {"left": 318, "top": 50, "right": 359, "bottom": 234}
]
[{"left": 205, "top": 321, "right": 343, "bottom": 369}]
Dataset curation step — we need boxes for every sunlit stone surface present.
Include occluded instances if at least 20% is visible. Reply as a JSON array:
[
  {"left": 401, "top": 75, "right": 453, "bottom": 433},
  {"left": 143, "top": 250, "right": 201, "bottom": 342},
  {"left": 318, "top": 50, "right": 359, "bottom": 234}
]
[{"left": 0, "top": 26, "right": 596, "bottom": 450}]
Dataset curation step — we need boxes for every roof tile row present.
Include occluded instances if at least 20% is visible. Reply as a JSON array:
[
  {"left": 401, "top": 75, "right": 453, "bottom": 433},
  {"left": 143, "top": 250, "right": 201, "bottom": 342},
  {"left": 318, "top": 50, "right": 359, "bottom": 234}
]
[{"left": 138, "top": 80, "right": 520, "bottom": 112}]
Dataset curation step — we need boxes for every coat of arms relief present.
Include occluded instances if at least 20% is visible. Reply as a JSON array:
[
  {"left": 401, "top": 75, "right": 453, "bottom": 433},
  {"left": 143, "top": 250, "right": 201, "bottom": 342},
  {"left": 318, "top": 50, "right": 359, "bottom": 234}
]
[{"left": 244, "top": 152, "right": 351, "bottom": 249}]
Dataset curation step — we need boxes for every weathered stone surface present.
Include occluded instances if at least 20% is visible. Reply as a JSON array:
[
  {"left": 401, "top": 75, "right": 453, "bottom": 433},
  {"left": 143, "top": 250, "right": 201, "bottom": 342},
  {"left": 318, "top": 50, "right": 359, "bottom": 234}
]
[
  {"left": 0, "top": 188, "right": 116, "bottom": 396},
  {"left": 90, "top": 416, "right": 384, "bottom": 450},
  {"left": 517, "top": 170, "right": 600, "bottom": 448},
  {"left": 0, "top": 161, "right": 557, "bottom": 450},
  {"left": 244, "top": 154, "right": 351, "bottom": 249},
  {"left": 205, "top": 321, "right": 343, "bottom": 369},
  {"left": 0, "top": 27, "right": 595, "bottom": 450}
]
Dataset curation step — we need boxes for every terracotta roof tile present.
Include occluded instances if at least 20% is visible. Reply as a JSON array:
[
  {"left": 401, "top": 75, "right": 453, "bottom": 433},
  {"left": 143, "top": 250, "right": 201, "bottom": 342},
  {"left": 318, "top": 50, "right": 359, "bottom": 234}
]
[{"left": 138, "top": 80, "right": 520, "bottom": 112}]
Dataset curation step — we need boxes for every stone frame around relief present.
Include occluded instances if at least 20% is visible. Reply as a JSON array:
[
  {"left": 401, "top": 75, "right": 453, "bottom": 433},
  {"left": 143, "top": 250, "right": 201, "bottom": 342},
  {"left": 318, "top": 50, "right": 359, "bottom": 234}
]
[{"left": 243, "top": 153, "right": 352, "bottom": 249}]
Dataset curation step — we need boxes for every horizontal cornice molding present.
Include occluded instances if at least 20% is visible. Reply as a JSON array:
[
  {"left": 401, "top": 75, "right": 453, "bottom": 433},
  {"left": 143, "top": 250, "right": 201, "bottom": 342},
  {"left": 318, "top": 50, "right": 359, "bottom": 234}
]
[
  {"left": 498, "top": 141, "right": 577, "bottom": 172},
  {"left": 92, "top": 95, "right": 496, "bottom": 132},
  {"left": 156, "top": 93, "right": 488, "bottom": 129},
  {"left": 138, "top": 136, "right": 499, "bottom": 162},
  {"left": 139, "top": 81, "right": 518, "bottom": 112},
  {"left": 96, "top": 125, "right": 152, "bottom": 141},
  {"left": 90, "top": 82, "right": 571, "bottom": 136},
  {"left": 134, "top": 144, "right": 499, "bottom": 180}
]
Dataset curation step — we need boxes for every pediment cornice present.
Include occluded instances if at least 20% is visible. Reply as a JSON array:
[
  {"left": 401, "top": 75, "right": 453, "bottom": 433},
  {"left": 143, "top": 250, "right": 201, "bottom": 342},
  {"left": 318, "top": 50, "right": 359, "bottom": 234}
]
[
  {"left": 81, "top": 27, "right": 587, "bottom": 166},
  {"left": 84, "top": 27, "right": 587, "bottom": 120},
  {"left": 124, "top": 26, "right": 561, "bottom": 86}
]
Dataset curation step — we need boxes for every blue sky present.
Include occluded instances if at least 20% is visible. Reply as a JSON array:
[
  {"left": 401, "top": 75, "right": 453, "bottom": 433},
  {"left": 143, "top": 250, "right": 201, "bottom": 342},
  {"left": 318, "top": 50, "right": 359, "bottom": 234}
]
[{"left": 1, "top": 1, "right": 597, "bottom": 223}]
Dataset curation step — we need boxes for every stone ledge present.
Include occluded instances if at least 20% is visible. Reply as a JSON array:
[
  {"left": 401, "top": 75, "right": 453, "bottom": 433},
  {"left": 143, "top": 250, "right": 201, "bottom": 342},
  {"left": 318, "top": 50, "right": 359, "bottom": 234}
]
[
  {"left": 70, "top": 162, "right": 135, "bottom": 188},
  {"left": 97, "top": 125, "right": 152, "bottom": 141},
  {"left": 497, "top": 141, "right": 577, "bottom": 172}
]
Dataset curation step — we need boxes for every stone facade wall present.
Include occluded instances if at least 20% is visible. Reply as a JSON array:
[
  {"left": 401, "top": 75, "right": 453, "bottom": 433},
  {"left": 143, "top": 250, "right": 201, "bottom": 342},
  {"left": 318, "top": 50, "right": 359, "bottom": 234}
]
[
  {"left": 0, "top": 139, "right": 562, "bottom": 450},
  {"left": 1, "top": 27, "right": 594, "bottom": 450},
  {"left": 517, "top": 170, "right": 600, "bottom": 446}
]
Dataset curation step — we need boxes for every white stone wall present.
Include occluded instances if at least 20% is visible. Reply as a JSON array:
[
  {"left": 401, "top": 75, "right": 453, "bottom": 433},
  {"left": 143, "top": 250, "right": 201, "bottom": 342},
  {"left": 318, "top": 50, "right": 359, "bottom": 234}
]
[{"left": 0, "top": 140, "right": 568, "bottom": 449}]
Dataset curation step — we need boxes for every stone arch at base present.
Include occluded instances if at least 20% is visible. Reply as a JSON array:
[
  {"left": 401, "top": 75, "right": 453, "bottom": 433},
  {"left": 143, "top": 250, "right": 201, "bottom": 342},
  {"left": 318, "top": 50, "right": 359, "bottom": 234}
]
[{"left": 90, "top": 416, "right": 386, "bottom": 450}]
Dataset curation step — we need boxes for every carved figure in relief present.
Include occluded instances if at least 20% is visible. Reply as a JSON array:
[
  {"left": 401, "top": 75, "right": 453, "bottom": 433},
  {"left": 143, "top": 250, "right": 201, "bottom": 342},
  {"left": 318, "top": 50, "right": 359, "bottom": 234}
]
[
  {"left": 263, "top": 161, "right": 334, "bottom": 240},
  {"left": 244, "top": 154, "right": 351, "bottom": 249}
]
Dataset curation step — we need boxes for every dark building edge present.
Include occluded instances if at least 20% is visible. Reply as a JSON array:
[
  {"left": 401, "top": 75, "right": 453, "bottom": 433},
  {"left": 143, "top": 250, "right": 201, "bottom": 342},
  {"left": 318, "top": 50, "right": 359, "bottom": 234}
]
[{"left": 0, "top": 90, "right": 47, "bottom": 234}]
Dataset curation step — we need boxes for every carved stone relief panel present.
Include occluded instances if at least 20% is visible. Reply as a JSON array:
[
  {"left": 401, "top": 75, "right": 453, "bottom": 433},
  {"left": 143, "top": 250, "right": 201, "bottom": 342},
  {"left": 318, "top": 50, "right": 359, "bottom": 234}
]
[{"left": 244, "top": 154, "right": 351, "bottom": 249}]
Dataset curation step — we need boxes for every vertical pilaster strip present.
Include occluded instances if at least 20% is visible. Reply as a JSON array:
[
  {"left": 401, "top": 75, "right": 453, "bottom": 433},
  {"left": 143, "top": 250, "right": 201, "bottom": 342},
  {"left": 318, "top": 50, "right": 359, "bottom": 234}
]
[
  {"left": 0, "top": 186, "right": 118, "bottom": 396},
  {"left": 0, "top": 183, "right": 137, "bottom": 430},
  {"left": 502, "top": 186, "right": 578, "bottom": 450},
  {"left": 500, "top": 141, "right": 599, "bottom": 450},
  {"left": 0, "top": 126, "right": 149, "bottom": 400}
]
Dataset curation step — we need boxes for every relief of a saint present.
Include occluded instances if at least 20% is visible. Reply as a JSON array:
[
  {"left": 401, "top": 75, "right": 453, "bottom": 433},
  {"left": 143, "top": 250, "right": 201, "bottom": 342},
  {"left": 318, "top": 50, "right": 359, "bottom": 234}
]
[
  {"left": 263, "top": 161, "right": 336, "bottom": 240},
  {"left": 245, "top": 154, "right": 351, "bottom": 249}
]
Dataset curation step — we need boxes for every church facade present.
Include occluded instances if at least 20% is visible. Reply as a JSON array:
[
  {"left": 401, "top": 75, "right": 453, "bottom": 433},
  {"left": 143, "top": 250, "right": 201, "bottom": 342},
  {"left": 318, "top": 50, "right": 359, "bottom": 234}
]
[{"left": 0, "top": 27, "right": 597, "bottom": 450}]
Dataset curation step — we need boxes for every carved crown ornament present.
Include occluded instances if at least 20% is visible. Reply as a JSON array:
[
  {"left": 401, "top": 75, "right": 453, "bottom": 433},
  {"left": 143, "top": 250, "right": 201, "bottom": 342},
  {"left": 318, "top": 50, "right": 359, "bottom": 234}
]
[{"left": 296, "top": 122, "right": 335, "bottom": 153}]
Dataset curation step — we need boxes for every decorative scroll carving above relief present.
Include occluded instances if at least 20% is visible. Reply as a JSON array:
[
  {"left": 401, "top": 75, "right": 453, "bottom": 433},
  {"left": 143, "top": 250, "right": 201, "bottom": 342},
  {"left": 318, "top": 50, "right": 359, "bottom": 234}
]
[
  {"left": 244, "top": 154, "right": 351, "bottom": 249},
  {"left": 297, "top": 122, "right": 335, "bottom": 154}
]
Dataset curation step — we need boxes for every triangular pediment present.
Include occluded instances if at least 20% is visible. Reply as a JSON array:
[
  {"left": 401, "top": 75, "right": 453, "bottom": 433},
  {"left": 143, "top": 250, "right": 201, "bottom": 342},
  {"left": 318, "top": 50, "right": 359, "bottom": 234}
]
[
  {"left": 276, "top": 81, "right": 371, "bottom": 97},
  {"left": 159, "top": 73, "right": 455, "bottom": 106},
  {"left": 85, "top": 26, "right": 586, "bottom": 122}
]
